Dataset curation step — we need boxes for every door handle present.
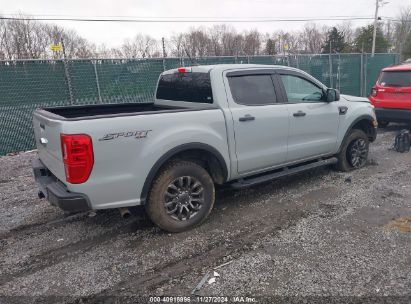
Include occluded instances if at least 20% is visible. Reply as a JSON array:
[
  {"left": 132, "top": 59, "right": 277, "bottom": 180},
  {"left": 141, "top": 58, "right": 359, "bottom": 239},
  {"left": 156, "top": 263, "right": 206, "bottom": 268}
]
[
  {"left": 239, "top": 114, "right": 255, "bottom": 122},
  {"left": 293, "top": 111, "right": 306, "bottom": 117}
]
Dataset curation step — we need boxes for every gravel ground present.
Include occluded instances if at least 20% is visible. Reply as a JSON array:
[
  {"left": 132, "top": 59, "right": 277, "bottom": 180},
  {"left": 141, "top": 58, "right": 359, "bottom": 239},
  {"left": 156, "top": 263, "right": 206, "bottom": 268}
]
[{"left": 1, "top": 125, "right": 411, "bottom": 303}]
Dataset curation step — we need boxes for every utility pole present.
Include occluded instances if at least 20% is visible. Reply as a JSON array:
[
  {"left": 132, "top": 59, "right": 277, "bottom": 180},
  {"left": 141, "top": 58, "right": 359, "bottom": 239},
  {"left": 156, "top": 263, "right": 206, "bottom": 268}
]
[
  {"left": 372, "top": 0, "right": 388, "bottom": 57},
  {"left": 162, "top": 37, "right": 167, "bottom": 58},
  {"left": 161, "top": 37, "right": 167, "bottom": 71},
  {"left": 371, "top": 0, "right": 379, "bottom": 57}
]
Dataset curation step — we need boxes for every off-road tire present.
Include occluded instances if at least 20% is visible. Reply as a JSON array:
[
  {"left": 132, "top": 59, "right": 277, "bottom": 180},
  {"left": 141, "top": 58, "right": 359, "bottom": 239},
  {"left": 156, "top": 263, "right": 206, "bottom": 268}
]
[
  {"left": 336, "top": 129, "right": 369, "bottom": 172},
  {"left": 145, "top": 160, "right": 215, "bottom": 232}
]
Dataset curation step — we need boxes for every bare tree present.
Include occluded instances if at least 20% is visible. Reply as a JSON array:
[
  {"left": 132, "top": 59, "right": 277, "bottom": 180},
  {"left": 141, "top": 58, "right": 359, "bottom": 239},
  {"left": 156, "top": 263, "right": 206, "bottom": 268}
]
[
  {"left": 274, "top": 30, "right": 301, "bottom": 54},
  {"left": 1, "top": 16, "right": 48, "bottom": 59},
  {"left": 0, "top": 15, "right": 97, "bottom": 60},
  {"left": 3, "top": 12, "right": 409, "bottom": 60},
  {"left": 94, "top": 43, "right": 116, "bottom": 58},
  {"left": 383, "top": 20, "right": 395, "bottom": 50},
  {"left": 243, "top": 30, "right": 261, "bottom": 55},
  {"left": 221, "top": 29, "right": 244, "bottom": 56},
  {"left": 0, "top": 19, "right": 6, "bottom": 59},
  {"left": 180, "top": 27, "right": 211, "bottom": 58},
  {"left": 43, "top": 24, "right": 96, "bottom": 59},
  {"left": 117, "top": 34, "right": 158, "bottom": 58},
  {"left": 337, "top": 22, "right": 354, "bottom": 44},
  {"left": 300, "top": 23, "right": 325, "bottom": 53},
  {"left": 207, "top": 25, "right": 244, "bottom": 56},
  {"left": 393, "top": 6, "right": 411, "bottom": 59},
  {"left": 208, "top": 25, "right": 224, "bottom": 56},
  {"left": 169, "top": 33, "right": 185, "bottom": 57}
]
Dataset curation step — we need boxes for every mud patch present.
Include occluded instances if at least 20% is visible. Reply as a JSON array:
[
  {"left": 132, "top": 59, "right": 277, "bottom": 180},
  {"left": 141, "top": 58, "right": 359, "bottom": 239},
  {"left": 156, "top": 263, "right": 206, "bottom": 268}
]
[{"left": 386, "top": 216, "right": 411, "bottom": 233}]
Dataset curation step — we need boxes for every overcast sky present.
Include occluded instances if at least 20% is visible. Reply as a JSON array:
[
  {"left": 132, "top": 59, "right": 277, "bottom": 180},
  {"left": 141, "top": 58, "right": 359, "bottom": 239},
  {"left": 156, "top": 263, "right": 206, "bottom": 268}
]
[{"left": 0, "top": 0, "right": 408, "bottom": 47}]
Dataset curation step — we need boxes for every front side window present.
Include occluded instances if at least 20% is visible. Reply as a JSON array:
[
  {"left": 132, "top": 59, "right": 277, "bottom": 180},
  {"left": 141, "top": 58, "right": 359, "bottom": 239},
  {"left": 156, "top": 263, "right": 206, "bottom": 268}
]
[
  {"left": 280, "top": 74, "right": 324, "bottom": 103},
  {"left": 228, "top": 75, "right": 277, "bottom": 106}
]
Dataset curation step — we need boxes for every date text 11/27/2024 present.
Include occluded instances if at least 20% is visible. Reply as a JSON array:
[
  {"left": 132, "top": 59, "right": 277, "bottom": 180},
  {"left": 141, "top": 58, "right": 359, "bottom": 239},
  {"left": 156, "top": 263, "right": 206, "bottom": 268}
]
[{"left": 148, "top": 296, "right": 257, "bottom": 303}]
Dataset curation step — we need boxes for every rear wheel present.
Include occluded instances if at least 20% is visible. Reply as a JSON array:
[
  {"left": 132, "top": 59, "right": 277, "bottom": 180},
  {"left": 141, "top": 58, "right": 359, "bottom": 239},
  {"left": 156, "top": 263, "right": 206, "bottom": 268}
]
[
  {"left": 336, "top": 129, "right": 369, "bottom": 172},
  {"left": 145, "top": 160, "right": 215, "bottom": 232}
]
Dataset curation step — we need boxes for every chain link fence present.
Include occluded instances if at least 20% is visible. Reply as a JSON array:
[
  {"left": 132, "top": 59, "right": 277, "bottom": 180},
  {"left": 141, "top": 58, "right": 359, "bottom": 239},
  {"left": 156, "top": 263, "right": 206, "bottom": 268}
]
[{"left": 0, "top": 53, "right": 399, "bottom": 155}]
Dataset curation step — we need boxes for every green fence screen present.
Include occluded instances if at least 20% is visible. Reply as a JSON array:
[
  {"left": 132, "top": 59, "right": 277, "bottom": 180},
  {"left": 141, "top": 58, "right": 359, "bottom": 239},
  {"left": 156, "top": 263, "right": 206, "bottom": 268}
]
[{"left": 0, "top": 53, "right": 399, "bottom": 155}]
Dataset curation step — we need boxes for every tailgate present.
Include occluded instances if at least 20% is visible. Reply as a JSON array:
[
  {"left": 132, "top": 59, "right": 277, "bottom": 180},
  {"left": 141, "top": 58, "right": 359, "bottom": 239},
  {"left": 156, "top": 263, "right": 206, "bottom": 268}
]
[
  {"left": 376, "top": 86, "right": 411, "bottom": 109},
  {"left": 32, "top": 110, "right": 66, "bottom": 181},
  {"left": 376, "top": 70, "right": 411, "bottom": 109}
]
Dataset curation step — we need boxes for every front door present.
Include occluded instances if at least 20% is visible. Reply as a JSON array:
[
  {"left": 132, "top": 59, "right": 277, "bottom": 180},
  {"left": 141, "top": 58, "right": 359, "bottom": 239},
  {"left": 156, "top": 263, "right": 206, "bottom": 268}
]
[{"left": 278, "top": 73, "right": 340, "bottom": 162}]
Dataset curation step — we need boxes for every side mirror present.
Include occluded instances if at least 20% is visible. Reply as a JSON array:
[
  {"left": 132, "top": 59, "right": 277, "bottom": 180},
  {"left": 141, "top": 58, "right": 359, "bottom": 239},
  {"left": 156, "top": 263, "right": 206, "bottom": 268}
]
[{"left": 326, "top": 88, "right": 340, "bottom": 102}]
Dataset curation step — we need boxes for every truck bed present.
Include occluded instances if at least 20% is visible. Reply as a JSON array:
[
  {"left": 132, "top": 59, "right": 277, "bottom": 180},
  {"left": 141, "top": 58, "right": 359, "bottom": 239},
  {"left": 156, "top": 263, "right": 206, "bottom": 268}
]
[{"left": 38, "top": 103, "right": 190, "bottom": 120}]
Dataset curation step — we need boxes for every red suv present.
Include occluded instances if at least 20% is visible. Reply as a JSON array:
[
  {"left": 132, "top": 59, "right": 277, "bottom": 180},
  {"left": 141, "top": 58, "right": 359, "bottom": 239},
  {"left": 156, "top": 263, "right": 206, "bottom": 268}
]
[{"left": 369, "top": 63, "right": 411, "bottom": 127}]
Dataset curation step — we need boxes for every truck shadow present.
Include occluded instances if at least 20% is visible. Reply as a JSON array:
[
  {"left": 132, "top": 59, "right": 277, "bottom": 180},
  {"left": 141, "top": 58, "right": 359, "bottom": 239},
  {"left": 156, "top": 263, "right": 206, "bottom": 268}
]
[
  {"left": 379, "top": 123, "right": 410, "bottom": 133},
  {"left": 73, "top": 166, "right": 333, "bottom": 233},
  {"left": 214, "top": 166, "right": 332, "bottom": 209}
]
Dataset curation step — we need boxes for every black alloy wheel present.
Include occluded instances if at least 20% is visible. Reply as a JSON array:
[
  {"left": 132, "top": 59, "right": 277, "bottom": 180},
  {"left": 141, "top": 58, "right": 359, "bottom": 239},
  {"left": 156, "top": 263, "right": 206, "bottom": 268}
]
[
  {"left": 347, "top": 138, "right": 368, "bottom": 168},
  {"left": 164, "top": 176, "right": 205, "bottom": 221}
]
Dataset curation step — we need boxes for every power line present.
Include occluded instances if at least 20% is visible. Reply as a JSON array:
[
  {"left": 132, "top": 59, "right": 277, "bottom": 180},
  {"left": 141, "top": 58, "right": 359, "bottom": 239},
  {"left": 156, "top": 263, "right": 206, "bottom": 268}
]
[
  {"left": 0, "top": 13, "right": 377, "bottom": 19},
  {"left": 0, "top": 16, "right": 381, "bottom": 23}
]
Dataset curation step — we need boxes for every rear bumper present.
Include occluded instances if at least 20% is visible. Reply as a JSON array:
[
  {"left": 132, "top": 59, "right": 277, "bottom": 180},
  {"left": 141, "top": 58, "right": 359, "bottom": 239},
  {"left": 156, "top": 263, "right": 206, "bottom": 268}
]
[
  {"left": 32, "top": 158, "right": 91, "bottom": 212},
  {"left": 375, "top": 108, "right": 411, "bottom": 123}
]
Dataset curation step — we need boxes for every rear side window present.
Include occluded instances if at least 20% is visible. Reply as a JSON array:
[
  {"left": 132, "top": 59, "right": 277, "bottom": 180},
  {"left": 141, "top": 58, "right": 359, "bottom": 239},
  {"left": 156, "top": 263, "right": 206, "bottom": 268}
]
[
  {"left": 379, "top": 71, "right": 411, "bottom": 87},
  {"left": 228, "top": 75, "right": 277, "bottom": 105},
  {"left": 156, "top": 72, "right": 213, "bottom": 103}
]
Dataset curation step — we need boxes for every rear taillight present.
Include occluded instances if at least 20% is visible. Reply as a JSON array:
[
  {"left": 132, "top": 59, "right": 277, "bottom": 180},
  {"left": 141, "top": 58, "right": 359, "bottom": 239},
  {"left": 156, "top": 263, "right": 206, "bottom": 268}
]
[
  {"left": 60, "top": 134, "right": 94, "bottom": 184},
  {"left": 371, "top": 88, "right": 378, "bottom": 97}
]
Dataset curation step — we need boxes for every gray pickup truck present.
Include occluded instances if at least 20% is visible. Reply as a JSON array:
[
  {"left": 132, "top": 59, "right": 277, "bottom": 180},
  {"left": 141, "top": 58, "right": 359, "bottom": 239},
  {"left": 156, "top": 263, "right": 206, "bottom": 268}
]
[{"left": 32, "top": 64, "right": 377, "bottom": 232}]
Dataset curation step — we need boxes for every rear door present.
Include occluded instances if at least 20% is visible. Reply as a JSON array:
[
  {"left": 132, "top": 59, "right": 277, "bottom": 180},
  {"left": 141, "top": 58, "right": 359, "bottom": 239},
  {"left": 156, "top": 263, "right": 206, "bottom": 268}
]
[
  {"left": 276, "top": 71, "right": 340, "bottom": 162},
  {"left": 375, "top": 70, "right": 411, "bottom": 109},
  {"left": 224, "top": 70, "right": 289, "bottom": 174}
]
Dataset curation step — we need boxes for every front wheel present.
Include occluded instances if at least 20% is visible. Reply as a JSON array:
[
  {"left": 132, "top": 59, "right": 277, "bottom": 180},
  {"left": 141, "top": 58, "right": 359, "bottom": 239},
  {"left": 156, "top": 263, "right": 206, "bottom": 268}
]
[
  {"left": 145, "top": 160, "right": 215, "bottom": 232},
  {"left": 336, "top": 129, "right": 369, "bottom": 172}
]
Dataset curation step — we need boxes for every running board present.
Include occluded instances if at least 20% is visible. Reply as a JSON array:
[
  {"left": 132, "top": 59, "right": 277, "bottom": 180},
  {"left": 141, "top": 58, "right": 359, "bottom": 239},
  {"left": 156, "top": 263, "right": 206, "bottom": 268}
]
[{"left": 230, "top": 157, "right": 338, "bottom": 189}]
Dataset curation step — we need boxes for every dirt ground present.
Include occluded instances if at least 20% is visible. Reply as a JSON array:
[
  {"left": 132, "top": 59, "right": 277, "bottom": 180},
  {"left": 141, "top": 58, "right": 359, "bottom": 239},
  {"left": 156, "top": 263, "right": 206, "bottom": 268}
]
[{"left": 1, "top": 125, "right": 411, "bottom": 303}]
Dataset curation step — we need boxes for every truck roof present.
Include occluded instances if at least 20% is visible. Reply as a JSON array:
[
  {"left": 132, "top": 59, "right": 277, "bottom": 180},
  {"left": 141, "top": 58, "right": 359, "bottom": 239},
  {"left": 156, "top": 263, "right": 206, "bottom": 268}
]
[{"left": 162, "top": 64, "right": 301, "bottom": 74}]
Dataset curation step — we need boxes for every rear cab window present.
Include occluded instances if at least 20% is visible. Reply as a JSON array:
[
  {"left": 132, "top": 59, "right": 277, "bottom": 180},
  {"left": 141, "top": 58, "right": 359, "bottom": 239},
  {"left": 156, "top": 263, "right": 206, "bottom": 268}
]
[
  {"left": 379, "top": 71, "right": 411, "bottom": 87},
  {"left": 156, "top": 72, "right": 213, "bottom": 103}
]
